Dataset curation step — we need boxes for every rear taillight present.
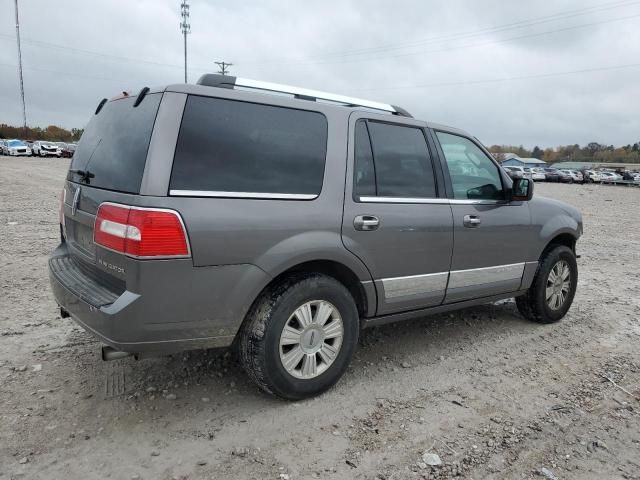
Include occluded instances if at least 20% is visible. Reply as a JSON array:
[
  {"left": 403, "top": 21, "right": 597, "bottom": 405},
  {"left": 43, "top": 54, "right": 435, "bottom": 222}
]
[{"left": 94, "top": 203, "right": 190, "bottom": 258}]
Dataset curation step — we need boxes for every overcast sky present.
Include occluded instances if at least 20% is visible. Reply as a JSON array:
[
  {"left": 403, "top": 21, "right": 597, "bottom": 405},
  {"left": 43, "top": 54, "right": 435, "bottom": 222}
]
[{"left": 1, "top": 0, "right": 639, "bottom": 147}]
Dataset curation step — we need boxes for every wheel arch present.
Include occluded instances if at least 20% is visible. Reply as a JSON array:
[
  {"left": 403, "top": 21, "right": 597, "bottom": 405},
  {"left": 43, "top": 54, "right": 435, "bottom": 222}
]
[
  {"left": 271, "top": 260, "right": 372, "bottom": 318},
  {"left": 542, "top": 231, "right": 577, "bottom": 256},
  {"left": 521, "top": 230, "right": 579, "bottom": 291},
  {"left": 233, "top": 258, "right": 375, "bottom": 346}
]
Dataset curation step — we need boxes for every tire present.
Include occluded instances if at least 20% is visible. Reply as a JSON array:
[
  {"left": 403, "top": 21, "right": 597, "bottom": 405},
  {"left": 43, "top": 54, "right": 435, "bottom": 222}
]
[
  {"left": 516, "top": 245, "right": 578, "bottom": 323},
  {"left": 239, "top": 274, "right": 359, "bottom": 400}
]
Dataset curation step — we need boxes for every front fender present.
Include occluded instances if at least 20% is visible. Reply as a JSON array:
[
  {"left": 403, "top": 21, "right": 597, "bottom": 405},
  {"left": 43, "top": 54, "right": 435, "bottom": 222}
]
[{"left": 529, "top": 195, "right": 582, "bottom": 259}]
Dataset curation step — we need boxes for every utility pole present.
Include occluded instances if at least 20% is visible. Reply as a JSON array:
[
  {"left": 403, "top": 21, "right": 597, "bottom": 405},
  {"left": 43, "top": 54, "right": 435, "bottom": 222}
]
[
  {"left": 180, "top": 1, "right": 191, "bottom": 83},
  {"left": 215, "top": 61, "right": 233, "bottom": 75},
  {"left": 14, "top": 0, "right": 27, "bottom": 132}
]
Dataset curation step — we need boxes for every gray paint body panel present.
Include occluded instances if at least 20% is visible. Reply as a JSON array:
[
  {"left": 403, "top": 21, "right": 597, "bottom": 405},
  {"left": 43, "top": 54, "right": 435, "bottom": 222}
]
[
  {"left": 49, "top": 82, "right": 583, "bottom": 354},
  {"left": 340, "top": 111, "right": 454, "bottom": 315},
  {"left": 140, "top": 92, "right": 186, "bottom": 196}
]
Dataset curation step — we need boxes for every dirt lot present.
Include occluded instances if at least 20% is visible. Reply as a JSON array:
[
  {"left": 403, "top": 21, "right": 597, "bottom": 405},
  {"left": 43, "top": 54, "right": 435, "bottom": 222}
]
[{"left": 1, "top": 157, "right": 639, "bottom": 480}]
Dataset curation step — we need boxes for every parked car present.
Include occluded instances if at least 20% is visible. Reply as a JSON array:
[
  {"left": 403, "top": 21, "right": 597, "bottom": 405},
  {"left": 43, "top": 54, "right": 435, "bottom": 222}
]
[
  {"left": 49, "top": 75, "right": 583, "bottom": 399},
  {"left": 32, "top": 141, "right": 62, "bottom": 157},
  {"left": 542, "top": 168, "right": 571, "bottom": 182},
  {"left": 559, "top": 170, "right": 584, "bottom": 184},
  {"left": 598, "top": 172, "right": 623, "bottom": 183},
  {"left": 620, "top": 171, "right": 639, "bottom": 182},
  {"left": 503, "top": 165, "right": 532, "bottom": 180},
  {"left": 5, "top": 139, "right": 32, "bottom": 156},
  {"left": 54, "top": 142, "right": 69, "bottom": 153},
  {"left": 530, "top": 168, "right": 547, "bottom": 181},
  {"left": 60, "top": 143, "right": 77, "bottom": 158},
  {"left": 583, "top": 170, "right": 601, "bottom": 182}
]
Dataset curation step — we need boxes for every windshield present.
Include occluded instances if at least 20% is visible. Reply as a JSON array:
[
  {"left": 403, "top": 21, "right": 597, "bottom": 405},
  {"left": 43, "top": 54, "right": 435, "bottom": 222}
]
[
  {"left": 8, "top": 140, "right": 26, "bottom": 147},
  {"left": 68, "top": 93, "right": 162, "bottom": 193}
]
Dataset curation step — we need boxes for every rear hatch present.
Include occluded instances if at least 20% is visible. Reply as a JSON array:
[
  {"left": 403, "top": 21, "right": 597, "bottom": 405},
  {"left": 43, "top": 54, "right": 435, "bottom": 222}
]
[{"left": 60, "top": 93, "right": 163, "bottom": 303}]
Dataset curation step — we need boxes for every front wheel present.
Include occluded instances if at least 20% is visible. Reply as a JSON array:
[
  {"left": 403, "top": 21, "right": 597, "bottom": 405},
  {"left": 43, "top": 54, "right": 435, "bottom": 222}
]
[
  {"left": 516, "top": 245, "right": 578, "bottom": 323},
  {"left": 239, "top": 274, "right": 359, "bottom": 400}
]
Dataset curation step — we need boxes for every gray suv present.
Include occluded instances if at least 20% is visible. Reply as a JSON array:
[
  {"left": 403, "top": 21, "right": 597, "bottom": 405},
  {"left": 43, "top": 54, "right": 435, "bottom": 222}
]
[{"left": 49, "top": 75, "right": 582, "bottom": 399}]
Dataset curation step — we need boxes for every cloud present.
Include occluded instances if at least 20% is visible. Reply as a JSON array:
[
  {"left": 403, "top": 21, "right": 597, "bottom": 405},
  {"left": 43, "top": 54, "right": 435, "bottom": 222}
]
[{"left": 0, "top": 0, "right": 639, "bottom": 147}]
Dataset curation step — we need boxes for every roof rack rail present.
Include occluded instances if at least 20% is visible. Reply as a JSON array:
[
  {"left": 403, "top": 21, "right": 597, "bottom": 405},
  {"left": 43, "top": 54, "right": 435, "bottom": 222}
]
[{"left": 196, "top": 74, "right": 412, "bottom": 118}]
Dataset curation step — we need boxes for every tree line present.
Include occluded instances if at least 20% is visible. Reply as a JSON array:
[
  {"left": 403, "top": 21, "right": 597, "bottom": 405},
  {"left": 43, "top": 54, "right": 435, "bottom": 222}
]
[
  {"left": 489, "top": 142, "right": 640, "bottom": 164},
  {"left": 0, "top": 124, "right": 84, "bottom": 143},
  {"left": 2, "top": 122, "right": 639, "bottom": 164}
]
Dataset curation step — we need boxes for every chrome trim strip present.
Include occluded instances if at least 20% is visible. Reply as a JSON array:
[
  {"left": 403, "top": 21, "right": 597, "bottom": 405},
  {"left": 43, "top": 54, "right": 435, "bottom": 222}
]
[
  {"left": 359, "top": 196, "right": 449, "bottom": 204},
  {"left": 382, "top": 272, "right": 449, "bottom": 299},
  {"left": 449, "top": 199, "right": 505, "bottom": 205},
  {"left": 448, "top": 262, "right": 525, "bottom": 289},
  {"left": 71, "top": 186, "right": 81, "bottom": 216},
  {"left": 236, "top": 77, "right": 396, "bottom": 113},
  {"left": 169, "top": 190, "right": 317, "bottom": 200},
  {"left": 358, "top": 197, "right": 506, "bottom": 205}
]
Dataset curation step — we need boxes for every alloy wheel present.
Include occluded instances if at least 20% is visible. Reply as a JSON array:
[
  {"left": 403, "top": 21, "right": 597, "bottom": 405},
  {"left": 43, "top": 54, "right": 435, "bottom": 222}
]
[
  {"left": 279, "top": 300, "right": 344, "bottom": 379},
  {"left": 546, "top": 260, "right": 571, "bottom": 310}
]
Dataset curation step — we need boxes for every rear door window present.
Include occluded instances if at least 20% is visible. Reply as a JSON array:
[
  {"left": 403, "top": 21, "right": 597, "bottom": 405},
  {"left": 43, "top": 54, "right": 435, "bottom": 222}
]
[
  {"left": 170, "top": 96, "right": 328, "bottom": 197},
  {"left": 68, "top": 93, "right": 162, "bottom": 194},
  {"left": 353, "top": 120, "right": 376, "bottom": 196},
  {"left": 365, "top": 121, "right": 437, "bottom": 198}
]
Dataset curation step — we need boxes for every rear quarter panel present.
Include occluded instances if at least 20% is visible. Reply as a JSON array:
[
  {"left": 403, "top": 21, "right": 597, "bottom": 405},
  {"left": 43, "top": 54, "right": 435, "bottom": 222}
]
[{"left": 139, "top": 87, "right": 374, "bottom": 286}]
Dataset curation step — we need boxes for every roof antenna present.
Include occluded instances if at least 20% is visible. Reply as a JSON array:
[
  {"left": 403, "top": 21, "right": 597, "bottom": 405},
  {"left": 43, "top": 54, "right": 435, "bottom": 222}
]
[
  {"left": 95, "top": 98, "right": 107, "bottom": 115},
  {"left": 133, "top": 87, "right": 150, "bottom": 107}
]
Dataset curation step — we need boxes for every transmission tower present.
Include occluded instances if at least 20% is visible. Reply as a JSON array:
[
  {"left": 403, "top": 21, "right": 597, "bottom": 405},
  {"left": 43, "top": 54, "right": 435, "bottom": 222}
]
[
  {"left": 180, "top": 1, "right": 191, "bottom": 83},
  {"left": 14, "top": 0, "right": 27, "bottom": 131},
  {"left": 215, "top": 61, "right": 233, "bottom": 75}
]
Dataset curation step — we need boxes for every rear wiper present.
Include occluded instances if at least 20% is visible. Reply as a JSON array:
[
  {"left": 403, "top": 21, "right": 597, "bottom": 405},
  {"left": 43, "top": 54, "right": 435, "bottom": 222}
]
[{"left": 69, "top": 169, "right": 95, "bottom": 183}]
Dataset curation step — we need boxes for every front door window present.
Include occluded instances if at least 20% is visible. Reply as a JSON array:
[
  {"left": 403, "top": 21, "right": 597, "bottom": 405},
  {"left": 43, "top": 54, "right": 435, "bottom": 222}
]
[{"left": 436, "top": 132, "right": 504, "bottom": 201}]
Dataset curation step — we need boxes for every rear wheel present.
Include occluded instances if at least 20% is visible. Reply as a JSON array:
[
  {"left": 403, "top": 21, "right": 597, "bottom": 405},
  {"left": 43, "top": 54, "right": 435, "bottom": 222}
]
[
  {"left": 516, "top": 245, "right": 577, "bottom": 323},
  {"left": 239, "top": 274, "right": 359, "bottom": 400}
]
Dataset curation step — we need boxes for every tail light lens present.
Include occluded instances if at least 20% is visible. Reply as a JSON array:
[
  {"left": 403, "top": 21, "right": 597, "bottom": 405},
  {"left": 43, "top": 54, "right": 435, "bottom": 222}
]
[{"left": 94, "top": 203, "right": 190, "bottom": 258}]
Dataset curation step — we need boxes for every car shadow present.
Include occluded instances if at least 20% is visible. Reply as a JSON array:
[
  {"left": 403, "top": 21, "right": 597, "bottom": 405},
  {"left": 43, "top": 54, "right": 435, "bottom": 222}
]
[{"left": 73, "top": 299, "right": 535, "bottom": 409}]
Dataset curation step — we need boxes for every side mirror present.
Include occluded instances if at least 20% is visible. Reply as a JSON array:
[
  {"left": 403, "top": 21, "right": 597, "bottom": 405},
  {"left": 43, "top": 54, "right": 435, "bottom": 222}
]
[{"left": 511, "top": 177, "right": 534, "bottom": 201}]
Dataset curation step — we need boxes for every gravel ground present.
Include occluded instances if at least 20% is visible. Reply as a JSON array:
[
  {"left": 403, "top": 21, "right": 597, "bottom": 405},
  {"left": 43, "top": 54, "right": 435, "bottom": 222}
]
[{"left": 1, "top": 157, "right": 639, "bottom": 480}]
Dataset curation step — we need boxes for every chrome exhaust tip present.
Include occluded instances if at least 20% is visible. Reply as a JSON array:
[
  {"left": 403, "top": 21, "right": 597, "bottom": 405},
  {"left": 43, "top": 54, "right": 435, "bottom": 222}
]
[{"left": 101, "top": 346, "right": 132, "bottom": 361}]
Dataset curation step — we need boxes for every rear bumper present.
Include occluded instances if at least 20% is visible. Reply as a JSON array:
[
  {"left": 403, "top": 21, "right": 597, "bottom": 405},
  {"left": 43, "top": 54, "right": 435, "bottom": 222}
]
[{"left": 48, "top": 243, "right": 270, "bottom": 353}]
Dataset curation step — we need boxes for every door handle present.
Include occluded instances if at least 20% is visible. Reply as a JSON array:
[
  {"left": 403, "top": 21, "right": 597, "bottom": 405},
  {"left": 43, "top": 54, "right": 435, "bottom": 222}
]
[
  {"left": 354, "top": 215, "right": 380, "bottom": 231},
  {"left": 463, "top": 214, "right": 481, "bottom": 228}
]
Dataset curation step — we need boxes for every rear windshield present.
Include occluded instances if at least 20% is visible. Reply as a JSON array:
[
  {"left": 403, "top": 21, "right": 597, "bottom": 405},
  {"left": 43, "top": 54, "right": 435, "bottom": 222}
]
[
  {"left": 68, "top": 93, "right": 162, "bottom": 194},
  {"left": 170, "top": 95, "right": 328, "bottom": 197}
]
